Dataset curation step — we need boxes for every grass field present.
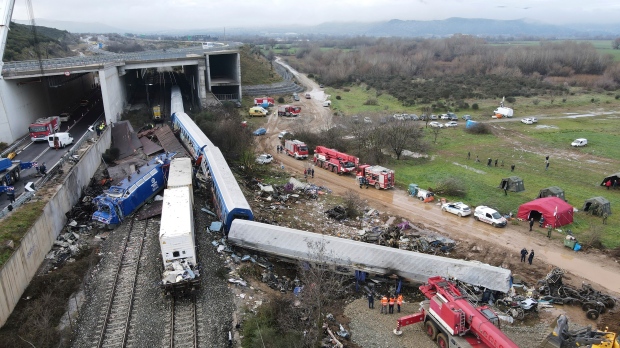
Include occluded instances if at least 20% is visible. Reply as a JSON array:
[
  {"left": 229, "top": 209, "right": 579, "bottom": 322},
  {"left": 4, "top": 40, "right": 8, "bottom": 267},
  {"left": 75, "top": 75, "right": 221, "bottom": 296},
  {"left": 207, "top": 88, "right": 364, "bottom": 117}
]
[{"left": 326, "top": 83, "right": 620, "bottom": 247}]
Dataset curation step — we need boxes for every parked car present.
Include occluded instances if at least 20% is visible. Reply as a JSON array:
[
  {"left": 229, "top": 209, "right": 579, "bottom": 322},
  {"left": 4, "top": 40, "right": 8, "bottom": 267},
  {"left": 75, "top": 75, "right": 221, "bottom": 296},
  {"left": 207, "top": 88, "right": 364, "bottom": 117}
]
[
  {"left": 256, "top": 154, "right": 273, "bottom": 164},
  {"left": 253, "top": 127, "right": 267, "bottom": 136},
  {"left": 402, "top": 113, "right": 410, "bottom": 120},
  {"left": 293, "top": 95, "right": 300, "bottom": 101},
  {"left": 319, "top": 84, "right": 324, "bottom": 88},
  {"left": 447, "top": 112, "right": 458, "bottom": 120},
  {"left": 571, "top": 138, "right": 588, "bottom": 147},
  {"left": 429, "top": 121, "right": 443, "bottom": 128},
  {"left": 473, "top": 206, "right": 507, "bottom": 227},
  {"left": 364, "top": 117, "right": 372, "bottom": 123},
  {"left": 530, "top": 117, "right": 538, "bottom": 123},
  {"left": 80, "top": 99, "right": 89, "bottom": 107},
  {"left": 278, "top": 130, "right": 291, "bottom": 139},
  {"left": 420, "top": 114, "right": 428, "bottom": 121},
  {"left": 441, "top": 202, "right": 471, "bottom": 217},
  {"left": 444, "top": 121, "right": 458, "bottom": 127},
  {"left": 521, "top": 118, "right": 534, "bottom": 125},
  {"left": 430, "top": 114, "right": 438, "bottom": 120},
  {"left": 462, "top": 114, "right": 472, "bottom": 120},
  {"left": 393, "top": 114, "right": 404, "bottom": 121},
  {"left": 305, "top": 93, "right": 311, "bottom": 99},
  {"left": 352, "top": 115, "right": 359, "bottom": 123},
  {"left": 410, "top": 114, "right": 419, "bottom": 121},
  {"left": 440, "top": 114, "right": 450, "bottom": 120},
  {"left": 416, "top": 189, "right": 435, "bottom": 202}
]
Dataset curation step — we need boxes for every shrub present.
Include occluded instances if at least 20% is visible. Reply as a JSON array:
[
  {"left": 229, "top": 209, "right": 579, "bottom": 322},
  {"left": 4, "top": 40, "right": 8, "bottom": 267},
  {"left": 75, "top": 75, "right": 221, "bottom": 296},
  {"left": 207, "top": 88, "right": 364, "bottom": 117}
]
[
  {"left": 342, "top": 191, "right": 364, "bottom": 219},
  {"left": 435, "top": 176, "right": 467, "bottom": 197},
  {"left": 308, "top": 73, "right": 314, "bottom": 78},
  {"left": 277, "top": 96, "right": 285, "bottom": 103},
  {"left": 0, "top": 142, "right": 7, "bottom": 151},
  {"left": 505, "top": 96, "right": 516, "bottom": 103},
  {"left": 336, "top": 95, "right": 341, "bottom": 100},
  {"left": 464, "top": 123, "right": 491, "bottom": 134},
  {"left": 363, "top": 98, "right": 378, "bottom": 106},
  {"left": 343, "top": 87, "right": 350, "bottom": 92},
  {"left": 472, "top": 103, "right": 479, "bottom": 110},
  {"left": 102, "top": 148, "right": 120, "bottom": 162},
  {"left": 616, "top": 95, "right": 620, "bottom": 100},
  {"left": 532, "top": 99, "right": 540, "bottom": 105}
]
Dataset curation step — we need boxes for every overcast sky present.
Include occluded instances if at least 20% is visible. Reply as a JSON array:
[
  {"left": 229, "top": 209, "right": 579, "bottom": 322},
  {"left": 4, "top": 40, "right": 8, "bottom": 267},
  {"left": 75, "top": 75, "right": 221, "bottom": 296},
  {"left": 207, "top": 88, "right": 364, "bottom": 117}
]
[{"left": 12, "top": 0, "right": 620, "bottom": 32}]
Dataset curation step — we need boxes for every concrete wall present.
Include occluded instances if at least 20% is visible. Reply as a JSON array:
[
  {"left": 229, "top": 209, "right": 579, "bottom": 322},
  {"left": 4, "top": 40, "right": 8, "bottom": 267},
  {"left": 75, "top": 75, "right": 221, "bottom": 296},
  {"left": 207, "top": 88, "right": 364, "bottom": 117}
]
[
  {"left": 0, "top": 79, "right": 48, "bottom": 144},
  {"left": 0, "top": 129, "right": 111, "bottom": 327},
  {"left": 100, "top": 64, "right": 126, "bottom": 124}
]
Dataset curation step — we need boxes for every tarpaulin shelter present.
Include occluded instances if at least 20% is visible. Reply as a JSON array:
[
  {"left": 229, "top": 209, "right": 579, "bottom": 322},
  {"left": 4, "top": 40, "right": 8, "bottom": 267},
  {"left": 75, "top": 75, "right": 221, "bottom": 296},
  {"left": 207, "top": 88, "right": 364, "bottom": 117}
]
[
  {"left": 582, "top": 197, "right": 611, "bottom": 216},
  {"left": 537, "top": 186, "right": 565, "bottom": 201},
  {"left": 465, "top": 120, "right": 479, "bottom": 129},
  {"left": 499, "top": 176, "right": 525, "bottom": 192},
  {"left": 600, "top": 173, "right": 620, "bottom": 187},
  {"left": 517, "top": 197, "right": 573, "bottom": 228}
]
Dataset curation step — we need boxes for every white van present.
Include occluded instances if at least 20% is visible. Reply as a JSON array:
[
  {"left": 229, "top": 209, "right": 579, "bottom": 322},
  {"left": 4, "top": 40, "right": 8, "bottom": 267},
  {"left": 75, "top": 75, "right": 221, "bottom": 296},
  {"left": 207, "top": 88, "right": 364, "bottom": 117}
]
[
  {"left": 571, "top": 138, "right": 588, "bottom": 147},
  {"left": 47, "top": 132, "right": 74, "bottom": 148}
]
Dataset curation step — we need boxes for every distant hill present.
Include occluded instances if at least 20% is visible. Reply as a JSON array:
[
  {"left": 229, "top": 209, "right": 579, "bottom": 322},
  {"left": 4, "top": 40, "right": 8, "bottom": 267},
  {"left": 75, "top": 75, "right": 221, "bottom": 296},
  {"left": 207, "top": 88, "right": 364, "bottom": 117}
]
[
  {"left": 13, "top": 19, "right": 126, "bottom": 34},
  {"left": 3, "top": 22, "right": 78, "bottom": 62}
]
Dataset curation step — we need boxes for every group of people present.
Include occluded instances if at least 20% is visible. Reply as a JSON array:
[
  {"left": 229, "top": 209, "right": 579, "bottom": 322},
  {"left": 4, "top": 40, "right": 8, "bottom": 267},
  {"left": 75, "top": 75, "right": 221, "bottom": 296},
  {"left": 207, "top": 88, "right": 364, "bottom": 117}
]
[
  {"left": 359, "top": 176, "right": 370, "bottom": 188},
  {"left": 468, "top": 152, "right": 515, "bottom": 172},
  {"left": 276, "top": 144, "right": 284, "bottom": 154},
  {"left": 303, "top": 167, "right": 314, "bottom": 179},
  {"left": 520, "top": 248, "right": 535, "bottom": 265},
  {"left": 604, "top": 178, "right": 619, "bottom": 190},
  {"left": 367, "top": 293, "right": 403, "bottom": 314}
]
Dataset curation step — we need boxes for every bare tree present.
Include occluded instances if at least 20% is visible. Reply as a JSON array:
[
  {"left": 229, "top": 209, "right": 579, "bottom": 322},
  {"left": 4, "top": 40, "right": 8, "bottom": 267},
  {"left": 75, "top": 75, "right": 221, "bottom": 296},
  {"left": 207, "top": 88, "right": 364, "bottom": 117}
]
[
  {"left": 613, "top": 38, "right": 620, "bottom": 50},
  {"left": 381, "top": 120, "right": 425, "bottom": 160},
  {"left": 431, "top": 126, "right": 442, "bottom": 144}
]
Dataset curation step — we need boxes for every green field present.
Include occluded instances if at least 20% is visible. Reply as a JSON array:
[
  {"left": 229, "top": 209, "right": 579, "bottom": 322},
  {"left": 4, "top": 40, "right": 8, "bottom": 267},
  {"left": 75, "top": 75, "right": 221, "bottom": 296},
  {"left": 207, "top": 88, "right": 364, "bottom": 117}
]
[{"left": 326, "top": 84, "right": 620, "bottom": 247}]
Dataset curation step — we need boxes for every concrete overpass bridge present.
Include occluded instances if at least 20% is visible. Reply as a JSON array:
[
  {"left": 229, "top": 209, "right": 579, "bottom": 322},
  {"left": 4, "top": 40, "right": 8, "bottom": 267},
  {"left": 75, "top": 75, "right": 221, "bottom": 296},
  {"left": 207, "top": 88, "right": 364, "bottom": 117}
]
[{"left": 0, "top": 43, "right": 243, "bottom": 144}]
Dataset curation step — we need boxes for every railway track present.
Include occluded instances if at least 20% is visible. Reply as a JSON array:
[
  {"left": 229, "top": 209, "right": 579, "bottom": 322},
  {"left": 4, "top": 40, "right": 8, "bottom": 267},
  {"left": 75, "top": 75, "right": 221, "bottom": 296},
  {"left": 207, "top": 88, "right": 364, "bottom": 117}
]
[
  {"left": 94, "top": 217, "right": 149, "bottom": 348},
  {"left": 169, "top": 295, "right": 198, "bottom": 348}
]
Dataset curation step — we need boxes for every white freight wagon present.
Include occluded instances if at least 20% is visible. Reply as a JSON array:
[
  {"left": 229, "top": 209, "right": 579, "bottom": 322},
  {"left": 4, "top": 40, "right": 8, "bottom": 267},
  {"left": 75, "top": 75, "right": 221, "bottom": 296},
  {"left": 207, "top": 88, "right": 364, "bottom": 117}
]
[
  {"left": 167, "top": 157, "right": 193, "bottom": 205},
  {"left": 159, "top": 186, "right": 196, "bottom": 268}
]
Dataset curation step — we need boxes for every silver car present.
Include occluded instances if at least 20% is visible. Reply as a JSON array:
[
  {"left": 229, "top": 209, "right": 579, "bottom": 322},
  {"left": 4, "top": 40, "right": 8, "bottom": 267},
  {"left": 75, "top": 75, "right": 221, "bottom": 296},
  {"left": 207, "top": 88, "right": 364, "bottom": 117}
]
[{"left": 441, "top": 202, "right": 471, "bottom": 217}]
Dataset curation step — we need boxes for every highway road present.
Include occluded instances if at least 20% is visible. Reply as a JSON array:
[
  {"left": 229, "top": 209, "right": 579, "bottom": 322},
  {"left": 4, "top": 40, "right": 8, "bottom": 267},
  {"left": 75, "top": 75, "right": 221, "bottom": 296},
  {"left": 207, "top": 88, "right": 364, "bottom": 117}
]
[{"left": 1, "top": 91, "right": 104, "bottom": 211}]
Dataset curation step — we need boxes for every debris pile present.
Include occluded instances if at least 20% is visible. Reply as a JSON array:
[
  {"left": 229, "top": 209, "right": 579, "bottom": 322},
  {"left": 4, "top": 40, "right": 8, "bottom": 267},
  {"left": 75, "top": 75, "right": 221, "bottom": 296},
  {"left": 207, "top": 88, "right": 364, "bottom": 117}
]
[
  {"left": 538, "top": 268, "right": 616, "bottom": 320},
  {"left": 45, "top": 223, "right": 90, "bottom": 268},
  {"left": 161, "top": 259, "right": 199, "bottom": 284}
]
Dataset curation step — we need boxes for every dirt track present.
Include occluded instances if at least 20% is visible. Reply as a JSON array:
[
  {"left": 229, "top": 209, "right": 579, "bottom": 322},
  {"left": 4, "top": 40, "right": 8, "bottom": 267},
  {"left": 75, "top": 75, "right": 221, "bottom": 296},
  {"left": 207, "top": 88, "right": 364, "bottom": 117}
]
[{"left": 257, "top": 60, "right": 620, "bottom": 301}]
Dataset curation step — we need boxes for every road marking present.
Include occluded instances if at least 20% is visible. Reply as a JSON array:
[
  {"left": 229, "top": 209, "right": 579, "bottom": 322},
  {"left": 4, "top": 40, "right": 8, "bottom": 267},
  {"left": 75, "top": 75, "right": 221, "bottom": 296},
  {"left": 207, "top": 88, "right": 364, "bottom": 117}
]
[{"left": 22, "top": 141, "right": 35, "bottom": 150}]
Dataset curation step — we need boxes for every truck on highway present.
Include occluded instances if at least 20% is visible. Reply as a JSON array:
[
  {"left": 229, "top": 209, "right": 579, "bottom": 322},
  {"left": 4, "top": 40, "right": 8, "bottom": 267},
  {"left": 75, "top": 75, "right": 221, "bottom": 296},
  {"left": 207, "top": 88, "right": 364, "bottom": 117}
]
[
  {"left": 0, "top": 156, "right": 37, "bottom": 187},
  {"left": 29, "top": 116, "right": 60, "bottom": 142},
  {"left": 284, "top": 139, "right": 309, "bottom": 160}
]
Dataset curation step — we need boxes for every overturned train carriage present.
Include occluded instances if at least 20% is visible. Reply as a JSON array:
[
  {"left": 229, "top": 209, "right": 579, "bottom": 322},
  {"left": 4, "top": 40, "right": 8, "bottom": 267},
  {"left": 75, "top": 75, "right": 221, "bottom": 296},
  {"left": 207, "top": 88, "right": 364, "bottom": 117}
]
[{"left": 228, "top": 220, "right": 512, "bottom": 293}]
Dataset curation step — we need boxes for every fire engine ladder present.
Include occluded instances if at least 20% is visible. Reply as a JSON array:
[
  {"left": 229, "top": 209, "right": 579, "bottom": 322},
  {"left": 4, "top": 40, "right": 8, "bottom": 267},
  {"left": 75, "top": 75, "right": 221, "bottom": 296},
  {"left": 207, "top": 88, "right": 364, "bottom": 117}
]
[{"left": 456, "top": 309, "right": 467, "bottom": 335}]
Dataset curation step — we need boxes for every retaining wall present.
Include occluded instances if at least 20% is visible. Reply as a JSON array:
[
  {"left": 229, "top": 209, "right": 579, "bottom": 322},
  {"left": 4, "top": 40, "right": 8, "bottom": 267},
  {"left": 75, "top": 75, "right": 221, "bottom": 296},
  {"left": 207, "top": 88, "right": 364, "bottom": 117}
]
[{"left": 0, "top": 129, "right": 111, "bottom": 327}]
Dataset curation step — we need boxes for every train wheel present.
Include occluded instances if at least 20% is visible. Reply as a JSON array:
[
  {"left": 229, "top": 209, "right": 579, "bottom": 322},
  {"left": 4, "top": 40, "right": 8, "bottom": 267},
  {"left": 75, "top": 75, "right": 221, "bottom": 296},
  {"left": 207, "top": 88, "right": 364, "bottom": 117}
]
[
  {"left": 436, "top": 333, "right": 448, "bottom": 348},
  {"left": 586, "top": 309, "right": 600, "bottom": 320},
  {"left": 425, "top": 321, "right": 438, "bottom": 340}
]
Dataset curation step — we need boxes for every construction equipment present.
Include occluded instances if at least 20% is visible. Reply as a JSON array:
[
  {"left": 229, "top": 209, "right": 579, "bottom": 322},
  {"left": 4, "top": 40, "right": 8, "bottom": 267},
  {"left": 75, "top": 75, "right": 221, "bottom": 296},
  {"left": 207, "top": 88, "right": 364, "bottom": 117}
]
[
  {"left": 313, "top": 146, "right": 358, "bottom": 174},
  {"left": 1, "top": 157, "right": 37, "bottom": 187},
  {"left": 356, "top": 164, "right": 394, "bottom": 189},
  {"left": 394, "top": 276, "right": 518, "bottom": 348},
  {"left": 540, "top": 314, "right": 619, "bottom": 348}
]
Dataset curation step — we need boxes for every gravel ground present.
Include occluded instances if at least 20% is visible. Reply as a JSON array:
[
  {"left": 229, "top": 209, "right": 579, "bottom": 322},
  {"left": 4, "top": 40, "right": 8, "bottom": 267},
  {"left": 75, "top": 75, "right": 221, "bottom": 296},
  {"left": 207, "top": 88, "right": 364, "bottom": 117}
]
[{"left": 344, "top": 297, "right": 551, "bottom": 348}]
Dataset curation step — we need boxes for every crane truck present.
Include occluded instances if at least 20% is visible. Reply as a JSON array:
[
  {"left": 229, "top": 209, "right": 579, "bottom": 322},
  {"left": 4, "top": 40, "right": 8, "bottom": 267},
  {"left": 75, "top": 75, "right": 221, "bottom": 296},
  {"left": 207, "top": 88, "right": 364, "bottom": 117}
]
[
  {"left": 356, "top": 164, "right": 394, "bottom": 189},
  {"left": 394, "top": 276, "right": 518, "bottom": 348},
  {"left": 0, "top": 156, "right": 37, "bottom": 191},
  {"left": 313, "top": 146, "right": 359, "bottom": 174}
]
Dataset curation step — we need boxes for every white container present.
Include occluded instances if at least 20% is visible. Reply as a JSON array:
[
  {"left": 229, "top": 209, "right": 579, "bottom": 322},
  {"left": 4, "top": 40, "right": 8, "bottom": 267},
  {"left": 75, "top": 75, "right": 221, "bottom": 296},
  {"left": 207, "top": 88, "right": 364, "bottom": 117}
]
[
  {"left": 159, "top": 187, "right": 195, "bottom": 268},
  {"left": 167, "top": 157, "right": 193, "bottom": 205}
]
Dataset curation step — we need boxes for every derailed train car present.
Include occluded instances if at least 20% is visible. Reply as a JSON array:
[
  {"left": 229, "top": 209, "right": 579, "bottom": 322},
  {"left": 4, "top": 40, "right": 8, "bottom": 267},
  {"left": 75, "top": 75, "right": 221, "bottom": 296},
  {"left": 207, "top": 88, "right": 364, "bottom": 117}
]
[{"left": 160, "top": 158, "right": 200, "bottom": 296}]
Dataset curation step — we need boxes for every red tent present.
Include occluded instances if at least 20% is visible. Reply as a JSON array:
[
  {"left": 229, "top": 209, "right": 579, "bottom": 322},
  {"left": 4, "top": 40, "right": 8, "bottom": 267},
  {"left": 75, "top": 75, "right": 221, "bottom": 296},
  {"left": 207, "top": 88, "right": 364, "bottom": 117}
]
[{"left": 517, "top": 197, "right": 573, "bottom": 228}]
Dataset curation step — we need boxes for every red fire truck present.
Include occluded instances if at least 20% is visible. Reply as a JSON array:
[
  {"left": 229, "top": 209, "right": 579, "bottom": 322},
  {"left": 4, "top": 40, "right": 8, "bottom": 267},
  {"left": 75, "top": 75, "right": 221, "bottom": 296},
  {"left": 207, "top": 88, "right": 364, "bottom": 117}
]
[
  {"left": 29, "top": 116, "right": 60, "bottom": 142},
  {"left": 284, "top": 140, "right": 308, "bottom": 160},
  {"left": 313, "top": 146, "right": 359, "bottom": 174},
  {"left": 356, "top": 164, "right": 394, "bottom": 189},
  {"left": 253, "top": 97, "right": 275, "bottom": 107},
  {"left": 277, "top": 105, "right": 301, "bottom": 117},
  {"left": 394, "top": 276, "right": 518, "bottom": 348}
]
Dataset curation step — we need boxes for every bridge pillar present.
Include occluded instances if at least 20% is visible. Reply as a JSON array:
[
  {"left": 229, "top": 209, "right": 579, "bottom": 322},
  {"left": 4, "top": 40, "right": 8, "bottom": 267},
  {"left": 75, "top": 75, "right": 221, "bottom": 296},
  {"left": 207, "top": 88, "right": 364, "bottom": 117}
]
[
  {"left": 197, "top": 63, "right": 208, "bottom": 109},
  {"left": 99, "top": 64, "right": 127, "bottom": 124}
]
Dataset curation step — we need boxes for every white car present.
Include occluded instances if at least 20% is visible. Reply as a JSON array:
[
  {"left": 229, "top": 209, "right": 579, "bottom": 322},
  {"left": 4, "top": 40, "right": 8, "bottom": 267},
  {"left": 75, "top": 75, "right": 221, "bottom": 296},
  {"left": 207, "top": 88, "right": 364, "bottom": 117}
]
[
  {"left": 364, "top": 117, "right": 372, "bottom": 123},
  {"left": 278, "top": 130, "right": 291, "bottom": 139},
  {"left": 441, "top": 202, "right": 471, "bottom": 217},
  {"left": 256, "top": 154, "right": 273, "bottom": 164},
  {"left": 473, "top": 206, "right": 507, "bottom": 227},
  {"left": 440, "top": 114, "right": 451, "bottom": 120},
  {"left": 530, "top": 117, "right": 538, "bottom": 123},
  {"left": 429, "top": 121, "right": 443, "bottom": 128},
  {"left": 571, "top": 138, "right": 588, "bottom": 147},
  {"left": 444, "top": 121, "right": 458, "bottom": 127},
  {"left": 521, "top": 118, "right": 533, "bottom": 124}
]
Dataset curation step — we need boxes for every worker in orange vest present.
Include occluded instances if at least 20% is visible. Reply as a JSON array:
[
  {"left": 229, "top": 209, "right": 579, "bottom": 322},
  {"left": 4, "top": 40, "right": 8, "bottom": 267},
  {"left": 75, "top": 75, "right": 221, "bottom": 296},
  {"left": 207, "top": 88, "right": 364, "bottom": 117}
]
[
  {"left": 388, "top": 296, "right": 395, "bottom": 314},
  {"left": 397, "top": 294, "right": 403, "bottom": 313},
  {"left": 380, "top": 295, "right": 388, "bottom": 314}
]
